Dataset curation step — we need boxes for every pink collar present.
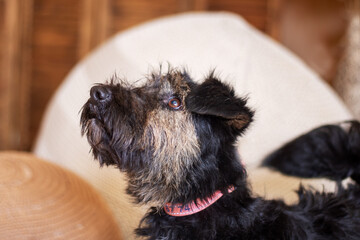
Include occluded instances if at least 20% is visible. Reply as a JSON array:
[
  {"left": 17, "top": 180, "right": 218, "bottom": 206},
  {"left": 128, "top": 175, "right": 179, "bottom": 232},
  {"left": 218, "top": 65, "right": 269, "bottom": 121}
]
[{"left": 164, "top": 185, "right": 236, "bottom": 217}]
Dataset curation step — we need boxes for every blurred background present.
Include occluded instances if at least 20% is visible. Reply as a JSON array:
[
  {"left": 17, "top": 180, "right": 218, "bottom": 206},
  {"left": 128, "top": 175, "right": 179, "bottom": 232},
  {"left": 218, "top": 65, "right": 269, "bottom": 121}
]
[{"left": 0, "top": 0, "right": 359, "bottom": 151}]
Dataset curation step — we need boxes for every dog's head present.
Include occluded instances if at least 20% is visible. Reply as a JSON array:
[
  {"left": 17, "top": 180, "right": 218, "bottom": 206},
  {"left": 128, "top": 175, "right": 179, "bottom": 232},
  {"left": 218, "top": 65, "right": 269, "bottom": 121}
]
[{"left": 80, "top": 69, "right": 253, "bottom": 206}]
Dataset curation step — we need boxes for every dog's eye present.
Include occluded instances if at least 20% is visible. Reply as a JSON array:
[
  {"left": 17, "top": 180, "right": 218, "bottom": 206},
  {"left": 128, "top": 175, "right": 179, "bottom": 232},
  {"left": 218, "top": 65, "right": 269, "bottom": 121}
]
[{"left": 168, "top": 97, "right": 182, "bottom": 110}]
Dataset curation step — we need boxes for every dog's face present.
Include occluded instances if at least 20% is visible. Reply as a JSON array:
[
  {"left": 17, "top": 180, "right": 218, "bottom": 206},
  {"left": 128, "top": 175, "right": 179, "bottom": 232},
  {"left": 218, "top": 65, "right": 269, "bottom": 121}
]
[{"left": 80, "top": 70, "right": 253, "bottom": 206}]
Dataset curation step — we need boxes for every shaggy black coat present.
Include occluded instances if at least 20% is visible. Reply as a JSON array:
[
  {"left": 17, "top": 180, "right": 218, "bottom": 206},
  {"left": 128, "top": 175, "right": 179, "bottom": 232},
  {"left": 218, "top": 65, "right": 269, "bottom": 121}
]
[
  {"left": 263, "top": 121, "right": 360, "bottom": 184},
  {"left": 80, "top": 69, "right": 360, "bottom": 240}
]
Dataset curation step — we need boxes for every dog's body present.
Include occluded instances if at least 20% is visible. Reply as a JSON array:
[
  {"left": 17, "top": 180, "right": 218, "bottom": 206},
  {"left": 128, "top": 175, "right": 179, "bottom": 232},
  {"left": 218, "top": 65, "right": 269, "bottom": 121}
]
[{"left": 81, "top": 69, "right": 360, "bottom": 239}]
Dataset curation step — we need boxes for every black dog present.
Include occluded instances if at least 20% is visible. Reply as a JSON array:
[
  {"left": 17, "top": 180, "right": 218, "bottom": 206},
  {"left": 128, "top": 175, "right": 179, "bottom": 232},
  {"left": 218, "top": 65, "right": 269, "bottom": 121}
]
[{"left": 80, "top": 69, "right": 360, "bottom": 239}]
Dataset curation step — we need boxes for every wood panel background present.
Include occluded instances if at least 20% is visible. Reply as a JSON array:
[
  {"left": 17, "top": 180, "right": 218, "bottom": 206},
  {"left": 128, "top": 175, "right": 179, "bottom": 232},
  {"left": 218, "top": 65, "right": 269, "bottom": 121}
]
[{"left": 0, "top": 0, "right": 349, "bottom": 150}]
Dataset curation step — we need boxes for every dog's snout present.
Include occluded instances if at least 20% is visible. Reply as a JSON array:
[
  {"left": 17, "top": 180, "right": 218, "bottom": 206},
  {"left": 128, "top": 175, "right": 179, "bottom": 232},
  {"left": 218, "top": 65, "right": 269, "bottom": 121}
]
[{"left": 90, "top": 86, "right": 112, "bottom": 103}]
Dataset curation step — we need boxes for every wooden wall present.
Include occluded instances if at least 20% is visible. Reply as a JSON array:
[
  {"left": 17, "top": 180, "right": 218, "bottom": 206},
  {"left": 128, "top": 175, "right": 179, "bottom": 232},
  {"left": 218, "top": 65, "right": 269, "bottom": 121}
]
[
  {"left": 1, "top": 0, "right": 33, "bottom": 150},
  {"left": 0, "top": 0, "right": 348, "bottom": 150}
]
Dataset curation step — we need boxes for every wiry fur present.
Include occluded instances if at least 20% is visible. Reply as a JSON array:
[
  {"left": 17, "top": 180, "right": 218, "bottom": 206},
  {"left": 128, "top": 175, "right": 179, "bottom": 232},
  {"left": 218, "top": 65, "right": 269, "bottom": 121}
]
[
  {"left": 263, "top": 120, "right": 360, "bottom": 184},
  {"left": 80, "top": 68, "right": 360, "bottom": 239},
  {"left": 131, "top": 108, "right": 200, "bottom": 206}
]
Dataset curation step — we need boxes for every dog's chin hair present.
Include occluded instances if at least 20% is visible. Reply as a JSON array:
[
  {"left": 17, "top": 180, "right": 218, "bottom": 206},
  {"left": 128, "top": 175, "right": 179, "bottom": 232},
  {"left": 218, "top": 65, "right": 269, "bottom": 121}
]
[
  {"left": 86, "top": 119, "right": 106, "bottom": 145},
  {"left": 81, "top": 116, "right": 122, "bottom": 167},
  {"left": 85, "top": 104, "right": 202, "bottom": 207}
]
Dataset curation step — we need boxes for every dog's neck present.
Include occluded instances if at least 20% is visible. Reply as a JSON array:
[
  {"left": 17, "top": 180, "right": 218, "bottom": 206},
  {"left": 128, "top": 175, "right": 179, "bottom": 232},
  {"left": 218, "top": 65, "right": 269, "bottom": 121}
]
[
  {"left": 127, "top": 145, "right": 248, "bottom": 210},
  {"left": 162, "top": 151, "right": 248, "bottom": 214}
]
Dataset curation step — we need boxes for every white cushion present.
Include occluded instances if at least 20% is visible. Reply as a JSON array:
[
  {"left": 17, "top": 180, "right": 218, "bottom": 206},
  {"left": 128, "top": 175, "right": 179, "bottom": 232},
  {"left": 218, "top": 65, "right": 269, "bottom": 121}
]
[{"left": 33, "top": 12, "right": 353, "bottom": 239}]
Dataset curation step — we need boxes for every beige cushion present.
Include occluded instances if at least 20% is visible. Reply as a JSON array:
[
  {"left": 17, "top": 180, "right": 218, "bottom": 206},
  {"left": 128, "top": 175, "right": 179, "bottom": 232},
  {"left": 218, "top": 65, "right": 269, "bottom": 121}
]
[{"left": 33, "top": 12, "right": 353, "bottom": 239}]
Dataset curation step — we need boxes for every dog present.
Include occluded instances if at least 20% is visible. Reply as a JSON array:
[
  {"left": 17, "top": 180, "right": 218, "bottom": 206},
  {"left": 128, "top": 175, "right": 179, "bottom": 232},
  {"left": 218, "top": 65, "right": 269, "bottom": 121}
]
[{"left": 80, "top": 68, "right": 360, "bottom": 239}]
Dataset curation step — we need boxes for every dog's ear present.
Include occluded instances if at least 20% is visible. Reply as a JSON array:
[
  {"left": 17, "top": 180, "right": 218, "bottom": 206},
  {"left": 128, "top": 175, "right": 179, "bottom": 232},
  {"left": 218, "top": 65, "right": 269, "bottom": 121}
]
[{"left": 186, "top": 75, "right": 254, "bottom": 133}]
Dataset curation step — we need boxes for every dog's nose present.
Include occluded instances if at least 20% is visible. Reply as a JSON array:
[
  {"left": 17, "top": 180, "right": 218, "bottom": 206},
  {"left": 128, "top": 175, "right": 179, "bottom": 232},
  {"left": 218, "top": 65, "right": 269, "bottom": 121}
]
[{"left": 90, "top": 86, "right": 112, "bottom": 102}]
